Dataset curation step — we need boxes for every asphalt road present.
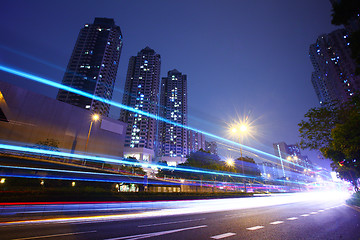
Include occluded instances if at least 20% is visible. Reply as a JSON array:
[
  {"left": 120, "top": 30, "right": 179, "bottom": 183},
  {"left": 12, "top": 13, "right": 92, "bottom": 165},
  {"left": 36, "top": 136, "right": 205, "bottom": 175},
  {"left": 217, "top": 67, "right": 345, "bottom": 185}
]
[{"left": 0, "top": 193, "right": 359, "bottom": 240}]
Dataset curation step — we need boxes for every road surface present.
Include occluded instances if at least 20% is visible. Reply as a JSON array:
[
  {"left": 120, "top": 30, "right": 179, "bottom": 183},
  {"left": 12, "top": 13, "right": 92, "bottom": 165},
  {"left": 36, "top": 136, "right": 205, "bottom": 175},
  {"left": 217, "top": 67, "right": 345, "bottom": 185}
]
[{"left": 0, "top": 192, "right": 359, "bottom": 240}]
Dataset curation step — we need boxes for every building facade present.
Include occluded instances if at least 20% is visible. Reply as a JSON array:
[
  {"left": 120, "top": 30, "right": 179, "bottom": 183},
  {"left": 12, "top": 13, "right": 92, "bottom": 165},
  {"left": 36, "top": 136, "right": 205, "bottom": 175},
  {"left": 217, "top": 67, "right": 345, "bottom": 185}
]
[
  {"left": 273, "top": 142, "right": 312, "bottom": 181},
  {"left": 187, "top": 130, "right": 205, "bottom": 153},
  {"left": 309, "top": 29, "right": 360, "bottom": 105},
  {"left": 0, "top": 81, "right": 126, "bottom": 156},
  {"left": 157, "top": 69, "right": 188, "bottom": 165},
  {"left": 257, "top": 162, "right": 279, "bottom": 180},
  {"left": 57, "top": 18, "right": 123, "bottom": 116},
  {"left": 205, "top": 141, "right": 218, "bottom": 155},
  {"left": 120, "top": 47, "right": 161, "bottom": 162}
]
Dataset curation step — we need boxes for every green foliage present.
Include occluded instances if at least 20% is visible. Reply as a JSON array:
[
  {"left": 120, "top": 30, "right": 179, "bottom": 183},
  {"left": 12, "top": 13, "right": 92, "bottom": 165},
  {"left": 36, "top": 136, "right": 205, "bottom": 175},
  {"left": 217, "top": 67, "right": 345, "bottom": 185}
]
[
  {"left": 121, "top": 157, "right": 146, "bottom": 175},
  {"left": 235, "top": 156, "right": 261, "bottom": 178},
  {"left": 346, "top": 191, "right": 360, "bottom": 206},
  {"left": 156, "top": 151, "right": 259, "bottom": 182},
  {"left": 298, "top": 102, "right": 339, "bottom": 151},
  {"left": 331, "top": 0, "right": 360, "bottom": 26},
  {"left": 349, "top": 31, "right": 360, "bottom": 72},
  {"left": 157, "top": 151, "right": 226, "bottom": 181},
  {"left": 298, "top": 95, "right": 360, "bottom": 190},
  {"left": 35, "top": 138, "right": 60, "bottom": 151}
]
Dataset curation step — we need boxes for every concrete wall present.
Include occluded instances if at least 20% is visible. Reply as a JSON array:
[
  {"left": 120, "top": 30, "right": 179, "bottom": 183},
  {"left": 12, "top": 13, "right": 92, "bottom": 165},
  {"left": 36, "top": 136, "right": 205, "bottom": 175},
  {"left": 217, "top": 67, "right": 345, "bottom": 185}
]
[{"left": 0, "top": 81, "right": 126, "bottom": 157}]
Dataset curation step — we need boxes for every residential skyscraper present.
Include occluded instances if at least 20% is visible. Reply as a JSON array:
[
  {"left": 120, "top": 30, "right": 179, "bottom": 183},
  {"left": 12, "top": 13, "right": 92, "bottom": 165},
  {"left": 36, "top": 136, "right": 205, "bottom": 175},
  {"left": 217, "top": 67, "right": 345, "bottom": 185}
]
[
  {"left": 120, "top": 47, "right": 161, "bottom": 162},
  {"left": 188, "top": 130, "right": 205, "bottom": 153},
  {"left": 57, "top": 18, "right": 123, "bottom": 116},
  {"left": 273, "top": 142, "right": 312, "bottom": 181},
  {"left": 309, "top": 29, "right": 360, "bottom": 105},
  {"left": 205, "top": 141, "right": 218, "bottom": 155},
  {"left": 158, "top": 69, "right": 188, "bottom": 165}
]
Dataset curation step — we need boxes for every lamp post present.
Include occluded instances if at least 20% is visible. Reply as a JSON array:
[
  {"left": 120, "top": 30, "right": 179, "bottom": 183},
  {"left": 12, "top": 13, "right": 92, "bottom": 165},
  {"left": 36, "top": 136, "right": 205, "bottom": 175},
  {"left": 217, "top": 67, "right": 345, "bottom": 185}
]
[
  {"left": 230, "top": 123, "right": 248, "bottom": 192},
  {"left": 85, "top": 114, "right": 99, "bottom": 152}
]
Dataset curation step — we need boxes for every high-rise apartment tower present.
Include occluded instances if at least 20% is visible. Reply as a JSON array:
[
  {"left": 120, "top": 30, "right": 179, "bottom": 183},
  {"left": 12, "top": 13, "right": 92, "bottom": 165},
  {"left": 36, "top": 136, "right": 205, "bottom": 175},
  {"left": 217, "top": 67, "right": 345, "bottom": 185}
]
[
  {"left": 120, "top": 47, "right": 161, "bottom": 162},
  {"left": 57, "top": 18, "right": 123, "bottom": 116},
  {"left": 188, "top": 130, "right": 205, "bottom": 153},
  {"left": 309, "top": 29, "right": 360, "bottom": 105},
  {"left": 158, "top": 69, "right": 188, "bottom": 165}
]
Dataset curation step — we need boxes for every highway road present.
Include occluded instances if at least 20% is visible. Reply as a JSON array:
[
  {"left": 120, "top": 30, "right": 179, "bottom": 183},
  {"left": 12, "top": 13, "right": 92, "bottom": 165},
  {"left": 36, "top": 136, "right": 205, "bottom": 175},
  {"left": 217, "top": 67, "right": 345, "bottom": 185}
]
[{"left": 0, "top": 192, "right": 359, "bottom": 240}]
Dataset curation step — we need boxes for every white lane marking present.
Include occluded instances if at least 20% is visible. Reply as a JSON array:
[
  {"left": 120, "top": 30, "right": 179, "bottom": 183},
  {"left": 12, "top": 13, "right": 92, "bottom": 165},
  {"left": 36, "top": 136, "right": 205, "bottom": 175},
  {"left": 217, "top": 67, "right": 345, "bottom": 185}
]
[
  {"left": 105, "top": 225, "right": 207, "bottom": 240},
  {"left": 287, "top": 217, "right": 298, "bottom": 221},
  {"left": 301, "top": 214, "right": 309, "bottom": 217},
  {"left": 12, "top": 230, "right": 97, "bottom": 240},
  {"left": 318, "top": 210, "right": 324, "bottom": 212},
  {"left": 269, "top": 221, "right": 284, "bottom": 225},
  {"left": 138, "top": 218, "right": 205, "bottom": 227},
  {"left": 246, "top": 226, "right": 264, "bottom": 231},
  {"left": 210, "top": 232, "right": 236, "bottom": 239},
  {"left": 310, "top": 212, "right": 318, "bottom": 214}
]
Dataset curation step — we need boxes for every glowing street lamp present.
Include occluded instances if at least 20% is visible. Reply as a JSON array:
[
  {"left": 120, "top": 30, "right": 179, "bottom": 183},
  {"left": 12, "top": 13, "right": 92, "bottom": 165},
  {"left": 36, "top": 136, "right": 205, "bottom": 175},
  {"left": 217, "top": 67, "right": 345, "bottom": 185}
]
[
  {"left": 226, "top": 158, "right": 234, "bottom": 167},
  {"left": 230, "top": 123, "right": 248, "bottom": 158},
  {"left": 85, "top": 114, "right": 100, "bottom": 152},
  {"left": 239, "top": 124, "right": 247, "bottom": 133},
  {"left": 229, "top": 122, "right": 249, "bottom": 193}
]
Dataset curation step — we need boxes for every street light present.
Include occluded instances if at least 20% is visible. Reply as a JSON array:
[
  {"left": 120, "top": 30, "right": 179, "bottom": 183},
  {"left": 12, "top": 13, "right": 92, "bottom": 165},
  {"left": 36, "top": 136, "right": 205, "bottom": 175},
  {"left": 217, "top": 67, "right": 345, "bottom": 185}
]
[
  {"left": 230, "top": 123, "right": 248, "bottom": 158},
  {"left": 85, "top": 114, "right": 100, "bottom": 152},
  {"left": 226, "top": 158, "right": 234, "bottom": 167},
  {"left": 230, "top": 123, "right": 249, "bottom": 193}
]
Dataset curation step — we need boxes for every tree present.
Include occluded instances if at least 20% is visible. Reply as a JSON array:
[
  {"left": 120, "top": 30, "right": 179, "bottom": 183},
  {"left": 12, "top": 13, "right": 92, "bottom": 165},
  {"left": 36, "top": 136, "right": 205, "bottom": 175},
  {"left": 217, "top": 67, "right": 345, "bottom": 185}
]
[
  {"left": 121, "top": 157, "right": 146, "bottom": 175},
  {"left": 156, "top": 151, "right": 244, "bottom": 182},
  {"left": 298, "top": 95, "right": 360, "bottom": 190},
  {"left": 298, "top": 102, "right": 340, "bottom": 152},
  {"left": 235, "top": 156, "right": 261, "bottom": 178},
  {"left": 331, "top": 0, "right": 360, "bottom": 26},
  {"left": 35, "top": 138, "right": 60, "bottom": 151}
]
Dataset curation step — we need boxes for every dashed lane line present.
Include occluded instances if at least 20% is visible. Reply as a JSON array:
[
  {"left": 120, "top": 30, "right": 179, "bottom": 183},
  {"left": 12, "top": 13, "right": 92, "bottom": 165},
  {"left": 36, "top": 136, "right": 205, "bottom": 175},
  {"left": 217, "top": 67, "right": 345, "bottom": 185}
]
[
  {"left": 210, "top": 232, "right": 236, "bottom": 239},
  {"left": 104, "top": 225, "right": 208, "bottom": 240},
  {"left": 138, "top": 218, "right": 205, "bottom": 227},
  {"left": 269, "top": 221, "right": 284, "bottom": 225},
  {"left": 300, "top": 214, "right": 310, "bottom": 217},
  {"left": 246, "top": 226, "right": 264, "bottom": 231},
  {"left": 286, "top": 217, "right": 298, "bottom": 221}
]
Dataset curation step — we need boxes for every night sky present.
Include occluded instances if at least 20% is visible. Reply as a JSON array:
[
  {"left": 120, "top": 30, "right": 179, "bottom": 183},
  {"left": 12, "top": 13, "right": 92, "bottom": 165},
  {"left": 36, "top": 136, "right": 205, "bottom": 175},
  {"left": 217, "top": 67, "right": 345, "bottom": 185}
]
[{"left": 0, "top": 0, "right": 339, "bottom": 169}]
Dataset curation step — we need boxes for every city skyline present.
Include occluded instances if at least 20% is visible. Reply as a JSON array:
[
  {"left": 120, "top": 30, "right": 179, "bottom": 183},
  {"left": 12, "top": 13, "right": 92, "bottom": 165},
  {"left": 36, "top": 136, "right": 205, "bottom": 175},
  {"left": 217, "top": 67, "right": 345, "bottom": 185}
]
[{"left": 0, "top": 0, "right": 339, "bottom": 169}]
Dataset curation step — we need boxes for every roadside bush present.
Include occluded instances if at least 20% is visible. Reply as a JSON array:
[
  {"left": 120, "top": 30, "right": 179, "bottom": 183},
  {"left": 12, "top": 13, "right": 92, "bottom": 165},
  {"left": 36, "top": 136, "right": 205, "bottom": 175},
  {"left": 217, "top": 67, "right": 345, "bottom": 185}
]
[{"left": 346, "top": 191, "right": 360, "bottom": 207}]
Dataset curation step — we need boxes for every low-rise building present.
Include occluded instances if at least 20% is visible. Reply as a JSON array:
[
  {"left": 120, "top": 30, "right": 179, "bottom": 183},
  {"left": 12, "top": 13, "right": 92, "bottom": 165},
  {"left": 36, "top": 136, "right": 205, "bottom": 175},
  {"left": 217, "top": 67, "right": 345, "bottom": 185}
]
[{"left": 0, "top": 81, "right": 126, "bottom": 156}]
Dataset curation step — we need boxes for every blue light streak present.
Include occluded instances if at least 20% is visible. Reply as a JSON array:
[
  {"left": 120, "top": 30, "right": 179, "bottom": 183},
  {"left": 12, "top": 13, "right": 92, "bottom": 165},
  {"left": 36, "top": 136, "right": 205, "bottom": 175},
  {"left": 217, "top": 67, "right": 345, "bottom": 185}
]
[
  {"left": 0, "top": 143, "right": 253, "bottom": 179},
  {"left": 0, "top": 143, "right": 306, "bottom": 185},
  {"left": 0, "top": 65, "right": 304, "bottom": 170},
  {"left": 0, "top": 164, "right": 172, "bottom": 185}
]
